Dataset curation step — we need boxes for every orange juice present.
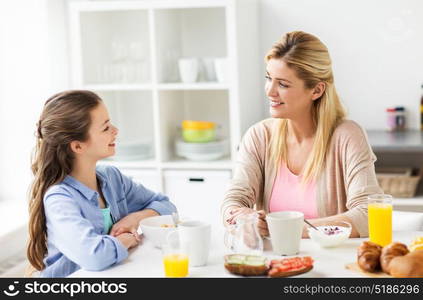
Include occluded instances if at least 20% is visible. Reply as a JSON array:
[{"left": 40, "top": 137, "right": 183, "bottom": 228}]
[
  {"left": 163, "top": 254, "right": 189, "bottom": 277},
  {"left": 368, "top": 202, "right": 392, "bottom": 246}
]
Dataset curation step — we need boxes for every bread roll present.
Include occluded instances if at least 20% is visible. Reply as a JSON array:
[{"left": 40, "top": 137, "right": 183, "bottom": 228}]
[
  {"left": 389, "top": 250, "right": 423, "bottom": 278},
  {"left": 380, "top": 242, "right": 409, "bottom": 274},
  {"left": 357, "top": 241, "right": 382, "bottom": 272}
]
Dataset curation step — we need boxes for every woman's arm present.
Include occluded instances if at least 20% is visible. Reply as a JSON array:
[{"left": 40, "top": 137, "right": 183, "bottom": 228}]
[
  {"left": 221, "top": 123, "right": 267, "bottom": 227},
  {"left": 306, "top": 123, "right": 382, "bottom": 238}
]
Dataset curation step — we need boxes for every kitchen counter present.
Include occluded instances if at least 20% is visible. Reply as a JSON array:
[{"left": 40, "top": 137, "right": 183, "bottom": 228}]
[
  {"left": 366, "top": 130, "right": 423, "bottom": 153},
  {"left": 69, "top": 230, "right": 423, "bottom": 278}
]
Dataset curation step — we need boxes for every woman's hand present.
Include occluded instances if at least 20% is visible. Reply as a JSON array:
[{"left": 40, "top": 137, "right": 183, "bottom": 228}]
[
  {"left": 110, "top": 209, "right": 159, "bottom": 238},
  {"left": 115, "top": 232, "right": 141, "bottom": 249},
  {"left": 256, "top": 210, "right": 269, "bottom": 237},
  {"left": 226, "top": 207, "right": 269, "bottom": 237}
]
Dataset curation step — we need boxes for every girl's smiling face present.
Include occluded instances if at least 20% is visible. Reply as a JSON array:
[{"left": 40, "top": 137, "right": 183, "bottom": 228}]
[{"left": 83, "top": 102, "right": 118, "bottom": 160}]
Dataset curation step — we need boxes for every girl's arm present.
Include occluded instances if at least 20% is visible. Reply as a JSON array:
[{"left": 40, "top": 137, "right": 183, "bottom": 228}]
[
  {"left": 44, "top": 190, "right": 134, "bottom": 271},
  {"left": 118, "top": 167, "right": 177, "bottom": 216},
  {"left": 109, "top": 166, "right": 177, "bottom": 236}
]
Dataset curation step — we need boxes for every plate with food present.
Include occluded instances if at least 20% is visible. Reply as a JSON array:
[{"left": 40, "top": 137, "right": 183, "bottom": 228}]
[
  {"left": 224, "top": 254, "right": 314, "bottom": 277},
  {"left": 346, "top": 237, "right": 423, "bottom": 278}
]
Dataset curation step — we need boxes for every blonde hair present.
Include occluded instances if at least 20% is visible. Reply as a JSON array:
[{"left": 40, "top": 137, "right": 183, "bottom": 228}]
[{"left": 266, "top": 31, "right": 346, "bottom": 183}]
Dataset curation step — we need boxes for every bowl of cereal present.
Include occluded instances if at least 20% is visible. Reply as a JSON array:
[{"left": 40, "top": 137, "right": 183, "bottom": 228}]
[
  {"left": 307, "top": 221, "right": 352, "bottom": 248},
  {"left": 138, "top": 215, "right": 177, "bottom": 248}
]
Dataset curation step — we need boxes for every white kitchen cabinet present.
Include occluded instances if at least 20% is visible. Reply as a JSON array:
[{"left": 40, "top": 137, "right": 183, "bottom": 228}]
[
  {"left": 68, "top": 0, "right": 262, "bottom": 203},
  {"left": 163, "top": 170, "right": 231, "bottom": 227},
  {"left": 119, "top": 168, "right": 161, "bottom": 192},
  {"left": 68, "top": 0, "right": 262, "bottom": 167}
]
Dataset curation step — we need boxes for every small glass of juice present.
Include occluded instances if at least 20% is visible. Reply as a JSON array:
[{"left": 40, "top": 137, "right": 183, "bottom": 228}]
[
  {"left": 368, "top": 194, "right": 393, "bottom": 247},
  {"left": 162, "top": 232, "right": 189, "bottom": 278}
]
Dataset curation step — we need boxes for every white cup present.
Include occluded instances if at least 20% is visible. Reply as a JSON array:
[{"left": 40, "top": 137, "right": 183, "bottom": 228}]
[
  {"left": 202, "top": 57, "right": 216, "bottom": 81},
  {"left": 178, "top": 58, "right": 199, "bottom": 83},
  {"left": 266, "top": 211, "right": 304, "bottom": 256},
  {"left": 168, "top": 220, "right": 211, "bottom": 267},
  {"left": 214, "top": 57, "right": 228, "bottom": 82}
]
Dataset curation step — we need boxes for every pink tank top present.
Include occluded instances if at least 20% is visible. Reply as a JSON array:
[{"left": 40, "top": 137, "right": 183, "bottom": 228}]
[{"left": 269, "top": 162, "right": 318, "bottom": 219}]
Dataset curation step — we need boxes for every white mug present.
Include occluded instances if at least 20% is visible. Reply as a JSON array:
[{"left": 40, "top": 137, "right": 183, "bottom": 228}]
[
  {"left": 202, "top": 57, "right": 216, "bottom": 81},
  {"left": 167, "top": 221, "right": 211, "bottom": 267},
  {"left": 266, "top": 211, "right": 304, "bottom": 256},
  {"left": 214, "top": 57, "right": 228, "bottom": 82},
  {"left": 178, "top": 58, "right": 199, "bottom": 83}
]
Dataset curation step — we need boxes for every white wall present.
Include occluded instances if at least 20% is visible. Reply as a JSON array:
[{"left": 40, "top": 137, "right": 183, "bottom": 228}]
[
  {"left": 0, "top": 0, "right": 68, "bottom": 210},
  {"left": 259, "top": 0, "right": 423, "bottom": 130}
]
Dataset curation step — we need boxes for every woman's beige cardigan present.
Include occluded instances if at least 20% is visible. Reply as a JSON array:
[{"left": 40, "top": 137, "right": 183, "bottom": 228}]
[{"left": 221, "top": 118, "right": 383, "bottom": 237}]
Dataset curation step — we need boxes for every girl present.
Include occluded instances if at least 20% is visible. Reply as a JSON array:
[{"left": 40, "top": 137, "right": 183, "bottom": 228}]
[
  {"left": 221, "top": 31, "right": 382, "bottom": 238},
  {"left": 27, "top": 90, "right": 176, "bottom": 277}
]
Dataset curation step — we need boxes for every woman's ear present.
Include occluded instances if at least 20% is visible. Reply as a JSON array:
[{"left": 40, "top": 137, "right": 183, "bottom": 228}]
[
  {"left": 311, "top": 82, "right": 326, "bottom": 101},
  {"left": 70, "top": 140, "right": 84, "bottom": 154}
]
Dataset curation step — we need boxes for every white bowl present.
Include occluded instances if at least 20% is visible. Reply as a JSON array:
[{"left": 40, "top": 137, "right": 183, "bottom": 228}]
[
  {"left": 138, "top": 215, "right": 177, "bottom": 248},
  {"left": 175, "top": 138, "right": 229, "bottom": 161},
  {"left": 308, "top": 221, "right": 352, "bottom": 248},
  {"left": 113, "top": 140, "right": 154, "bottom": 161}
]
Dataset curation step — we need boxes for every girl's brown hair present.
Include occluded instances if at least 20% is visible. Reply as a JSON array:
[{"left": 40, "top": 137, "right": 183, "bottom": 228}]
[{"left": 27, "top": 90, "right": 101, "bottom": 271}]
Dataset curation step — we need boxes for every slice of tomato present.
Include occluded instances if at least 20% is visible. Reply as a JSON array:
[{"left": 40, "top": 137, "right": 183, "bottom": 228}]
[{"left": 271, "top": 256, "right": 313, "bottom": 271}]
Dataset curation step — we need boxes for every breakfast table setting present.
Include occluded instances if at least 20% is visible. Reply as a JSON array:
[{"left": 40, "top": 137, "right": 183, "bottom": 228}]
[
  {"left": 68, "top": 225, "right": 423, "bottom": 278},
  {"left": 69, "top": 193, "right": 423, "bottom": 278}
]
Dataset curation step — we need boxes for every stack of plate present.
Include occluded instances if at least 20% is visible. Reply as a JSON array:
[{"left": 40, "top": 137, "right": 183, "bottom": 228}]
[
  {"left": 113, "top": 140, "right": 153, "bottom": 161},
  {"left": 175, "top": 138, "right": 229, "bottom": 161}
]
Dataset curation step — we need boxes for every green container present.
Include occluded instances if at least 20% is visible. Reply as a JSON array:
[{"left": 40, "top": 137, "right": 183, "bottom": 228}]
[{"left": 182, "top": 129, "right": 215, "bottom": 143}]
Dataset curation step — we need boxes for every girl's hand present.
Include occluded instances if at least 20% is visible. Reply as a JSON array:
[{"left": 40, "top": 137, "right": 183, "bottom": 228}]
[
  {"left": 116, "top": 232, "right": 141, "bottom": 249},
  {"left": 110, "top": 213, "right": 140, "bottom": 238},
  {"left": 110, "top": 209, "right": 159, "bottom": 238}
]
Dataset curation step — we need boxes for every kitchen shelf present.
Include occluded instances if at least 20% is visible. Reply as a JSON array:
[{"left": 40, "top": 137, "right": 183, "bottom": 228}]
[
  {"left": 157, "top": 82, "right": 229, "bottom": 90},
  {"left": 84, "top": 84, "right": 153, "bottom": 91}
]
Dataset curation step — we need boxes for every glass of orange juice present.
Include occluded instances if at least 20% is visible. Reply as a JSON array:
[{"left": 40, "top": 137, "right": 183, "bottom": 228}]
[
  {"left": 368, "top": 194, "right": 393, "bottom": 246},
  {"left": 162, "top": 232, "right": 189, "bottom": 278}
]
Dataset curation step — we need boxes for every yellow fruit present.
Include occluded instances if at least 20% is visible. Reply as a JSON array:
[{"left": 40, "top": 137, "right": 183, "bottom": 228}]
[{"left": 409, "top": 237, "right": 423, "bottom": 252}]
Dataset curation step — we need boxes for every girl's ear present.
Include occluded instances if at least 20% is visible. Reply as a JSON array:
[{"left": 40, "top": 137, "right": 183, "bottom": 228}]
[
  {"left": 70, "top": 140, "right": 84, "bottom": 154},
  {"left": 311, "top": 82, "right": 326, "bottom": 101}
]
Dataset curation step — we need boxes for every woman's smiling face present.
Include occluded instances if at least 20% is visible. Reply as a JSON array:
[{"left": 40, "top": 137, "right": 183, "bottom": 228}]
[{"left": 265, "top": 58, "right": 316, "bottom": 119}]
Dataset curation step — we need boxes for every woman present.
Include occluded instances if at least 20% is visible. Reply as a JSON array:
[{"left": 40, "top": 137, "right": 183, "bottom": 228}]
[
  {"left": 221, "top": 31, "right": 381, "bottom": 238},
  {"left": 27, "top": 90, "right": 176, "bottom": 277}
]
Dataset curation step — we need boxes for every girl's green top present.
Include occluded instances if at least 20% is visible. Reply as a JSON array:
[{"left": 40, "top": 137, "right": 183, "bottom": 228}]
[{"left": 101, "top": 206, "right": 113, "bottom": 234}]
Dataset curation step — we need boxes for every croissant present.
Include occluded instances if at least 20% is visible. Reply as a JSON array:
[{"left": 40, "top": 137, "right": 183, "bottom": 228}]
[
  {"left": 389, "top": 250, "right": 423, "bottom": 278},
  {"left": 380, "top": 242, "right": 409, "bottom": 274},
  {"left": 357, "top": 241, "right": 382, "bottom": 272}
]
